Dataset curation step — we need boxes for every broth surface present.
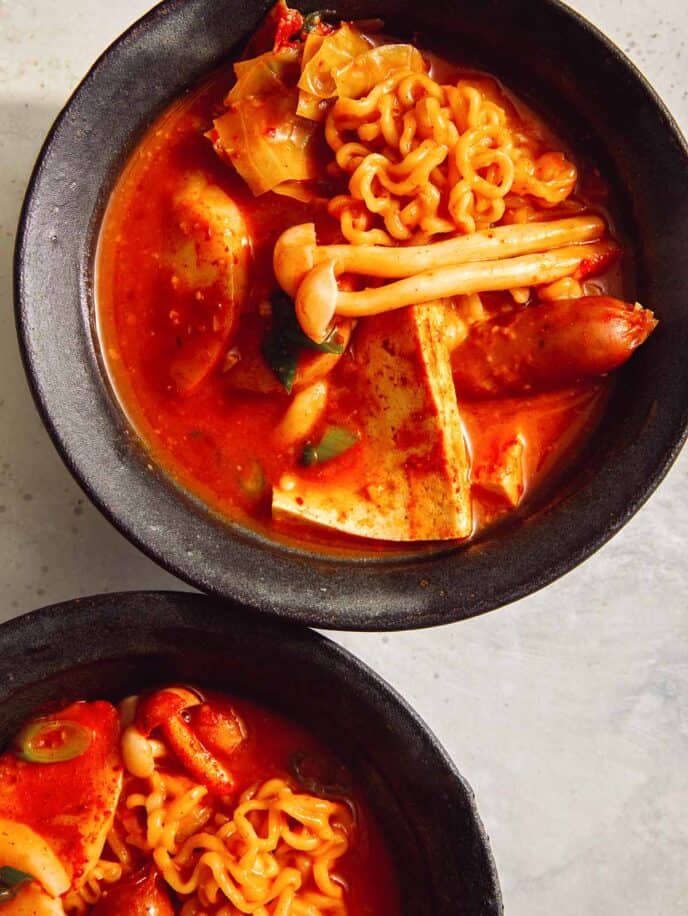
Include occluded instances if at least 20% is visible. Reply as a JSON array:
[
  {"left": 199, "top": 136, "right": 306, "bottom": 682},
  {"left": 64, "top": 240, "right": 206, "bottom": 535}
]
[{"left": 97, "top": 29, "right": 625, "bottom": 554}]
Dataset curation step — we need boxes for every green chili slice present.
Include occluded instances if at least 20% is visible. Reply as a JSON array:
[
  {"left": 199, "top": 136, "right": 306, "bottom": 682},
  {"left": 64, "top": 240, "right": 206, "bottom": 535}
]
[
  {"left": 262, "top": 292, "right": 344, "bottom": 394},
  {"left": 301, "top": 426, "right": 359, "bottom": 466},
  {"left": 13, "top": 719, "right": 93, "bottom": 764},
  {"left": 0, "top": 866, "right": 34, "bottom": 902}
]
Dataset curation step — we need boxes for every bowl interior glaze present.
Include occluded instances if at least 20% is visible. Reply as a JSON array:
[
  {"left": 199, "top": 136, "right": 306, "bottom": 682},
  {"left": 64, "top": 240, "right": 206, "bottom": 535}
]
[
  {"left": 15, "top": 0, "right": 688, "bottom": 628},
  {"left": 0, "top": 591, "right": 502, "bottom": 915}
]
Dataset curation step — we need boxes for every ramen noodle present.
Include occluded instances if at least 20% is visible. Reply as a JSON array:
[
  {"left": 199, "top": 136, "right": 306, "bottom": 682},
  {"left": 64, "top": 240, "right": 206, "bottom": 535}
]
[{"left": 0, "top": 687, "right": 398, "bottom": 914}]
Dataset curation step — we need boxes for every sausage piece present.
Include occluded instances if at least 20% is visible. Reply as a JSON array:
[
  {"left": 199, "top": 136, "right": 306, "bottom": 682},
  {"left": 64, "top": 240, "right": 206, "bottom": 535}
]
[{"left": 452, "top": 296, "right": 657, "bottom": 398}]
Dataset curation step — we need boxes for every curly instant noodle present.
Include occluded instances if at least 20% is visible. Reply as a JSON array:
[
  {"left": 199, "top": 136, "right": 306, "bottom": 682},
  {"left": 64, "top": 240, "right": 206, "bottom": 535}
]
[
  {"left": 61, "top": 700, "right": 353, "bottom": 915},
  {"left": 326, "top": 71, "right": 578, "bottom": 244},
  {"left": 64, "top": 774, "right": 350, "bottom": 915}
]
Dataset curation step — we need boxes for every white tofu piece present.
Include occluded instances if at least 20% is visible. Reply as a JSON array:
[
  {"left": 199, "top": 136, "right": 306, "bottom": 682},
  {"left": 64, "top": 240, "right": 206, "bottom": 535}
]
[
  {"left": 472, "top": 434, "right": 526, "bottom": 507},
  {"left": 273, "top": 304, "right": 473, "bottom": 541}
]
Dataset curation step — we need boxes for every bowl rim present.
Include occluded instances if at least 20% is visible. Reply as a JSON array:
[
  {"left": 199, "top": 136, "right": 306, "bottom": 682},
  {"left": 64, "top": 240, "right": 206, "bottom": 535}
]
[
  {"left": 0, "top": 588, "right": 504, "bottom": 914},
  {"left": 13, "top": 0, "right": 688, "bottom": 630}
]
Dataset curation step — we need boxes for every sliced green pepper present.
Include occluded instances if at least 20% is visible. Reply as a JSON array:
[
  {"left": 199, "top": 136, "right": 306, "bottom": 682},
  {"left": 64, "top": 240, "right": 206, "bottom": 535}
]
[
  {"left": 13, "top": 719, "right": 92, "bottom": 764},
  {"left": 301, "top": 426, "right": 359, "bottom": 466},
  {"left": 262, "top": 292, "right": 344, "bottom": 394},
  {"left": 0, "top": 866, "right": 34, "bottom": 902}
]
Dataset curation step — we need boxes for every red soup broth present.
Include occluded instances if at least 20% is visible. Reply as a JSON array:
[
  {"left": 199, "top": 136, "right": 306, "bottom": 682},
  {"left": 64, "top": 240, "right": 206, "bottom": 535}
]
[{"left": 96, "top": 58, "right": 617, "bottom": 555}]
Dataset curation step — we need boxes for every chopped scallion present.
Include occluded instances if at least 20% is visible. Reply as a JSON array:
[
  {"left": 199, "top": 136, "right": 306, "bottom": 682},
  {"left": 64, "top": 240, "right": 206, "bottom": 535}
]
[
  {"left": 13, "top": 719, "right": 92, "bottom": 764},
  {"left": 262, "top": 292, "right": 344, "bottom": 394},
  {"left": 300, "top": 426, "right": 359, "bottom": 466}
]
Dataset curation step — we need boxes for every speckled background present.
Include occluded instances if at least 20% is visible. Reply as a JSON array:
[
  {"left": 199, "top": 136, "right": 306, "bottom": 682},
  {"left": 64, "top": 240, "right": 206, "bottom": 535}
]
[{"left": 1, "top": 1, "right": 687, "bottom": 912}]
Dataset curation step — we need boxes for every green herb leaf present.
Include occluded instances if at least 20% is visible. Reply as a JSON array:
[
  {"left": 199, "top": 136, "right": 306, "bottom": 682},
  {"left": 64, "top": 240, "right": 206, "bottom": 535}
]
[
  {"left": 300, "top": 425, "right": 359, "bottom": 466},
  {"left": 262, "top": 292, "right": 344, "bottom": 394},
  {"left": 0, "top": 867, "right": 33, "bottom": 887},
  {"left": 262, "top": 332, "right": 299, "bottom": 394},
  {"left": 0, "top": 866, "right": 34, "bottom": 902}
]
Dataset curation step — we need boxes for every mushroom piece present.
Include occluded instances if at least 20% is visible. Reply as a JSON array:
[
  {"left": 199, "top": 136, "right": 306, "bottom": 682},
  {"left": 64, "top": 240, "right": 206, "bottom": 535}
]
[
  {"left": 295, "top": 238, "right": 620, "bottom": 342},
  {"left": 134, "top": 688, "right": 243, "bottom": 795},
  {"left": 273, "top": 215, "right": 606, "bottom": 297}
]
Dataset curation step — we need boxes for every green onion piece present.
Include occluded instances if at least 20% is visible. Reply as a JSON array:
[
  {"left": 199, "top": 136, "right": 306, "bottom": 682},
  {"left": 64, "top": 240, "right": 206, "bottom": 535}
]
[
  {"left": 262, "top": 292, "right": 344, "bottom": 394},
  {"left": 262, "top": 335, "right": 298, "bottom": 394},
  {"left": 300, "top": 426, "right": 359, "bottom": 466},
  {"left": 0, "top": 866, "right": 34, "bottom": 902},
  {"left": 13, "top": 719, "right": 93, "bottom": 764},
  {"left": 237, "top": 460, "right": 267, "bottom": 499},
  {"left": 285, "top": 322, "right": 344, "bottom": 356}
]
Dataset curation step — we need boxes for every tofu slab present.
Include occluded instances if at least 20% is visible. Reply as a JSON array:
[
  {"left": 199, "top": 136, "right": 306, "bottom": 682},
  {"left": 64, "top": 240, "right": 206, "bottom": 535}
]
[
  {"left": 273, "top": 304, "right": 473, "bottom": 540},
  {"left": 0, "top": 701, "right": 123, "bottom": 894}
]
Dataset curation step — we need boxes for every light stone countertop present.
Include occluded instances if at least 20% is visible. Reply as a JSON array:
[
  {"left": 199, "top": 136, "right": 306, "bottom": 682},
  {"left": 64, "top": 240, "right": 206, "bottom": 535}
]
[{"left": 0, "top": 1, "right": 686, "bottom": 912}]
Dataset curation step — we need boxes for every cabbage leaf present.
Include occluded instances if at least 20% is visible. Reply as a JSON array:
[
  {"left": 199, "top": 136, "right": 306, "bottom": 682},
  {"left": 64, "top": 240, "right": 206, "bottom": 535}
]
[
  {"left": 213, "top": 87, "right": 319, "bottom": 196},
  {"left": 334, "top": 44, "right": 427, "bottom": 99},
  {"left": 297, "top": 23, "right": 370, "bottom": 100},
  {"left": 228, "top": 47, "right": 300, "bottom": 103}
]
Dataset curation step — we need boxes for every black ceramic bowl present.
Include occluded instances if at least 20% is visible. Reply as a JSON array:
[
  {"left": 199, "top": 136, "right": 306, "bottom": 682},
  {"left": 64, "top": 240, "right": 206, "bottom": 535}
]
[
  {"left": 0, "top": 591, "right": 501, "bottom": 914},
  {"left": 15, "top": 0, "right": 688, "bottom": 629}
]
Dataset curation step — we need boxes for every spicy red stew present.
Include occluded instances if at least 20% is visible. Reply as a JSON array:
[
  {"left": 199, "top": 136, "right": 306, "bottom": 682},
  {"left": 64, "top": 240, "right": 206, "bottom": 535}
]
[{"left": 96, "top": 3, "right": 656, "bottom": 552}]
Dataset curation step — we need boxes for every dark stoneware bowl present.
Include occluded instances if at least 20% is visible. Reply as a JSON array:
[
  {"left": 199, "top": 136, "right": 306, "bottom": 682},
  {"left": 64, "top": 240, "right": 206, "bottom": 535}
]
[
  {"left": 0, "top": 591, "right": 502, "bottom": 914},
  {"left": 15, "top": 0, "right": 688, "bottom": 629}
]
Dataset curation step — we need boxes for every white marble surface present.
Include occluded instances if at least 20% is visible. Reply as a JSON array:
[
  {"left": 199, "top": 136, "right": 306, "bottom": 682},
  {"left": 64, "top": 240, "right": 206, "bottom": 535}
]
[{"left": 1, "top": 1, "right": 686, "bottom": 912}]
